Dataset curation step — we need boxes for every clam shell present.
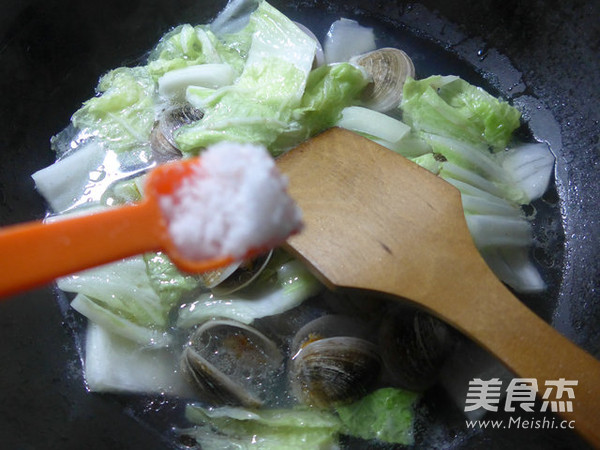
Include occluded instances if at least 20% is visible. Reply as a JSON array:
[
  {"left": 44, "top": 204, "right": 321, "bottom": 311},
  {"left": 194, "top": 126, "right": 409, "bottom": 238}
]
[
  {"left": 150, "top": 123, "right": 180, "bottom": 162},
  {"left": 203, "top": 250, "right": 273, "bottom": 295},
  {"left": 181, "top": 319, "right": 283, "bottom": 407},
  {"left": 290, "top": 336, "right": 381, "bottom": 407},
  {"left": 197, "top": 261, "right": 240, "bottom": 290},
  {"left": 350, "top": 47, "right": 415, "bottom": 112},
  {"left": 180, "top": 346, "right": 263, "bottom": 408},
  {"left": 378, "top": 308, "right": 452, "bottom": 391},
  {"left": 290, "top": 314, "right": 373, "bottom": 354},
  {"left": 150, "top": 103, "right": 203, "bottom": 162}
]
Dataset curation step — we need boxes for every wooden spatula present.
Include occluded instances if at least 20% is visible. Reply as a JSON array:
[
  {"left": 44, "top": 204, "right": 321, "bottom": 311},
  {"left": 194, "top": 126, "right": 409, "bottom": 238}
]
[{"left": 277, "top": 127, "right": 600, "bottom": 447}]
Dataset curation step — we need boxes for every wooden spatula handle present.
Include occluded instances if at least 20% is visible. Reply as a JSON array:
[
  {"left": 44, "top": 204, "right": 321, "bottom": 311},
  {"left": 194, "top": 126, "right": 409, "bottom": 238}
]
[
  {"left": 410, "top": 255, "right": 600, "bottom": 448},
  {"left": 0, "top": 202, "right": 162, "bottom": 298}
]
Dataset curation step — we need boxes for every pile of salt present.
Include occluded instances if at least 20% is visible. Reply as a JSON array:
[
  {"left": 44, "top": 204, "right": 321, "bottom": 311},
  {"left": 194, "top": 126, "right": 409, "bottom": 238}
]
[{"left": 158, "top": 142, "right": 302, "bottom": 261}]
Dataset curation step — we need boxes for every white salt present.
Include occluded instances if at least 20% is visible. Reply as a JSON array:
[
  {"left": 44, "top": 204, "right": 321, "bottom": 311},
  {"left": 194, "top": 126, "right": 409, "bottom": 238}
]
[{"left": 159, "top": 142, "right": 302, "bottom": 261}]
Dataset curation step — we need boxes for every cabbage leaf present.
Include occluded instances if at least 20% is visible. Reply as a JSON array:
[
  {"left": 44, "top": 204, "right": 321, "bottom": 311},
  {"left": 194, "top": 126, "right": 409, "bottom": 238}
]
[
  {"left": 177, "top": 255, "right": 322, "bottom": 328},
  {"left": 143, "top": 252, "right": 201, "bottom": 306},
  {"left": 289, "top": 63, "right": 368, "bottom": 142},
  {"left": 71, "top": 67, "right": 156, "bottom": 153},
  {"left": 147, "top": 24, "right": 245, "bottom": 78},
  {"left": 84, "top": 322, "right": 193, "bottom": 396},
  {"left": 401, "top": 75, "right": 521, "bottom": 151},
  {"left": 336, "top": 387, "right": 419, "bottom": 446},
  {"left": 183, "top": 404, "right": 342, "bottom": 450},
  {"left": 57, "top": 256, "right": 181, "bottom": 346},
  {"left": 175, "top": 1, "right": 317, "bottom": 154}
]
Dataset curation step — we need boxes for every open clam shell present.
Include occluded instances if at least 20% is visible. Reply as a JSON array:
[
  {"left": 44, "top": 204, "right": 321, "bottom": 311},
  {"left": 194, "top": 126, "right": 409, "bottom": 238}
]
[
  {"left": 180, "top": 319, "right": 283, "bottom": 408},
  {"left": 200, "top": 250, "right": 273, "bottom": 295}
]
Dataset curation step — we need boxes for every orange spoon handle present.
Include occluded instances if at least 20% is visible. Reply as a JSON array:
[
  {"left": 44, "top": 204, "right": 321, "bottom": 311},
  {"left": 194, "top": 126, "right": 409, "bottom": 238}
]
[{"left": 0, "top": 201, "right": 164, "bottom": 298}]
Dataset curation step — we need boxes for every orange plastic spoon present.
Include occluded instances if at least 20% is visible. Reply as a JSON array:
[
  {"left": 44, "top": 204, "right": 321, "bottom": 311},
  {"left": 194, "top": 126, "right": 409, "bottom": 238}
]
[{"left": 0, "top": 157, "right": 272, "bottom": 298}]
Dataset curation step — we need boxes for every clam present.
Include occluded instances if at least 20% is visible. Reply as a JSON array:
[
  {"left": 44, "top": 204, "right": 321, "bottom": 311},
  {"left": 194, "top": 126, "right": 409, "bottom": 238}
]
[
  {"left": 288, "top": 315, "right": 381, "bottom": 407},
  {"left": 378, "top": 307, "right": 452, "bottom": 391},
  {"left": 180, "top": 319, "right": 283, "bottom": 408},
  {"left": 350, "top": 47, "right": 415, "bottom": 113},
  {"left": 289, "top": 314, "right": 373, "bottom": 350},
  {"left": 199, "top": 250, "right": 273, "bottom": 295},
  {"left": 150, "top": 103, "right": 203, "bottom": 162}
]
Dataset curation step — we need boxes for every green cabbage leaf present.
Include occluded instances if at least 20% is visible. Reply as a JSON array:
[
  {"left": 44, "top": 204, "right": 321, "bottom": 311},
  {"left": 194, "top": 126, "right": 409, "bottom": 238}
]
[
  {"left": 175, "top": 1, "right": 367, "bottom": 155},
  {"left": 401, "top": 75, "right": 521, "bottom": 151},
  {"left": 71, "top": 67, "right": 156, "bottom": 153},
  {"left": 336, "top": 387, "right": 419, "bottom": 446},
  {"left": 148, "top": 24, "right": 246, "bottom": 78},
  {"left": 175, "top": 1, "right": 317, "bottom": 154}
]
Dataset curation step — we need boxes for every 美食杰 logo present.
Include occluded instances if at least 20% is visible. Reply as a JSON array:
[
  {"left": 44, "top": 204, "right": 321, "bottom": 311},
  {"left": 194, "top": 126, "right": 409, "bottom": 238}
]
[{"left": 463, "top": 378, "right": 578, "bottom": 430}]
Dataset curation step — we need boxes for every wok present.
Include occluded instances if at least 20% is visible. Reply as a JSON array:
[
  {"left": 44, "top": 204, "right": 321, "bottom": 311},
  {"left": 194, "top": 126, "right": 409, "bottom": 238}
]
[{"left": 0, "top": 0, "right": 598, "bottom": 448}]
